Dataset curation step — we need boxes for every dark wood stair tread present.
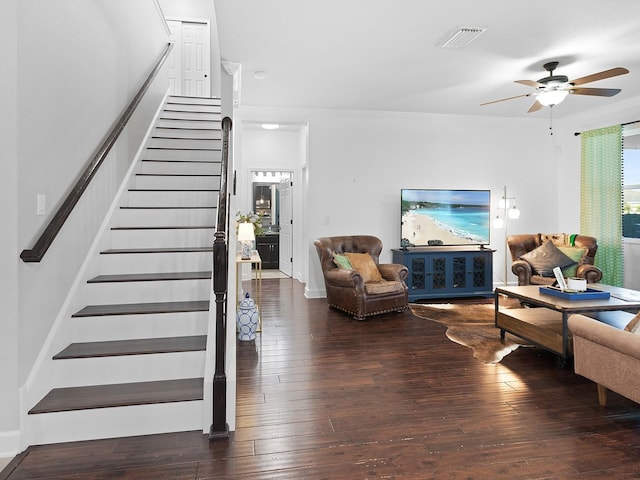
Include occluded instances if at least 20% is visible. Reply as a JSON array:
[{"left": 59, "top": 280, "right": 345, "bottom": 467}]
[
  {"left": 88, "top": 271, "right": 212, "bottom": 283},
  {"left": 111, "top": 226, "right": 215, "bottom": 230},
  {"left": 135, "top": 173, "right": 221, "bottom": 177},
  {"left": 53, "top": 335, "right": 207, "bottom": 359},
  {"left": 120, "top": 206, "right": 215, "bottom": 210},
  {"left": 72, "top": 300, "right": 209, "bottom": 317},
  {"left": 29, "top": 378, "right": 204, "bottom": 414},
  {"left": 141, "top": 159, "right": 219, "bottom": 163},
  {"left": 127, "top": 188, "right": 219, "bottom": 191},
  {"left": 101, "top": 247, "right": 212, "bottom": 254}
]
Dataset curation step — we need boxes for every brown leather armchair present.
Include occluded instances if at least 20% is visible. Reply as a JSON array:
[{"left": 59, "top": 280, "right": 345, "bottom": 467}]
[
  {"left": 507, "top": 233, "right": 603, "bottom": 286},
  {"left": 314, "top": 235, "right": 408, "bottom": 320}
]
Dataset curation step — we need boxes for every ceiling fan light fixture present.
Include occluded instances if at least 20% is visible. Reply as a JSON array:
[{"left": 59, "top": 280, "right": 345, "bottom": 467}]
[{"left": 537, "top": 90, "right": 569, "bottom": 106}]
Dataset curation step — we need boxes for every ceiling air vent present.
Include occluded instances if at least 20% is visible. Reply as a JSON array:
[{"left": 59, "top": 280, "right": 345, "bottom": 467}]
[{"left": 438, "top": 27, "right": 487, "bottom": 49}]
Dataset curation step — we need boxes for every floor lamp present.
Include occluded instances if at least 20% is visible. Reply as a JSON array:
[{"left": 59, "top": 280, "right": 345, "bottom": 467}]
[{"left": 493, "top": 185, "right": 520, "bottom": 285}]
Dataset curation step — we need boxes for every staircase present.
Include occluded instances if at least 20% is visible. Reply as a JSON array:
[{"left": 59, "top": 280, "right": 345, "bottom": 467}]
[{"left": 26, "top": 96, "right": 223, "bottom": 444}]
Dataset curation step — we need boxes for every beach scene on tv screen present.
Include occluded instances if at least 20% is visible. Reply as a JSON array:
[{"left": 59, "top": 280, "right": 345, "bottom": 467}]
[{"left": 401, "top": 189, "right": 490, "bottom": 246}]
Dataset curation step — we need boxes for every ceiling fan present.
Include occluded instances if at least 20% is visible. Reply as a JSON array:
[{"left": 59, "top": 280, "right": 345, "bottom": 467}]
[{"left": 481, "top": 61, "right": 629, "bottom": 113}]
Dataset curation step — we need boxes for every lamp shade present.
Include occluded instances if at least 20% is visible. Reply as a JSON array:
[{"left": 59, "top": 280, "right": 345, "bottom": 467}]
[{"left": 237, "top": 222, "right": 255, "bottom": 242}]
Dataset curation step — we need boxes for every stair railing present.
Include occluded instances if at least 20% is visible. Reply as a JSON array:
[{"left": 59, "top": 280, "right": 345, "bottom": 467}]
[
  {"left": 20, "top": 43, "right": 173, "bottom": 263},
  {"left": 210, "top": 116, "right": 232, "bottom": 441}
]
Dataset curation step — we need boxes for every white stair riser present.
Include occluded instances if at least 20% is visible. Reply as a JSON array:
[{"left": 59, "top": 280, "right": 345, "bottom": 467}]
[
  {"left": 117, "top": 208, "right": 215, "bottom": 227},
  {"left": 160, "top": 111, "right": 220, "bottom": 121},
  {"left": 147, "top": 137, "right": 221, "bottom": 150},
  {"left": 84, "top": 279, "right": 210, "bottom": 304},
  {"left": 25, "top": 401, "right": 203, "bottom": 445},
  {"left": 168, "top": 96, "right": 221, "bottom": 106},
  {"left": 99, "top": 251, "right": 213, "bottom": 274},
  {"left": 154, "top": 127, "right": 222, "bottom": 140},
  {"left": 140, "top": 159, "right": 221, "bottom": 176},
  {"left": 155, "top": 118, "right": 221, "bottom": 130},
  {"left": 126, "top": 190, "right": 218, "bottom": 207},
  {"left": 133, "top": 174, "right": 220, "bottom": 190},
  {"left": 54, "top": 351, "right": 206, "bottom": 387},
  {"left": 71, "top": 311, "right": 209, "bottom": 343},
  {"left": 166, "top": 102, "right": 221, "bottom": 112},
  {"left": 142, "top": 148, "right": 221, "bottom": 161},
  {"left": 108, "top": 228, "right": 215, "bottom": 249}
]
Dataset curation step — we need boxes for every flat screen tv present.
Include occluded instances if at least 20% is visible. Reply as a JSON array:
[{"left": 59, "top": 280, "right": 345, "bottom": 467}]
[{"left": 401, "top": 189, "right": 491, "bottom": 247}]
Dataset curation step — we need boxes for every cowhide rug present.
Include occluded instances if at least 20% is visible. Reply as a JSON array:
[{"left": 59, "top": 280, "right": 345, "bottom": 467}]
[{"left": 409, "top": 301, "right": 531, "bottom": 364}]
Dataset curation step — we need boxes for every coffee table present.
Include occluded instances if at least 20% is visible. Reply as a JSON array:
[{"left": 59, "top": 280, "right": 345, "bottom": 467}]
[{"left": 494, "top": 284, "right": 640, "bottom": 365}]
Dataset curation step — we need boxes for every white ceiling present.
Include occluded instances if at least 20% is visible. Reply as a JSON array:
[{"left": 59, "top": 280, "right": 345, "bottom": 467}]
[{"left": 214, "top": 0, "right": 640, "bottom": 119}]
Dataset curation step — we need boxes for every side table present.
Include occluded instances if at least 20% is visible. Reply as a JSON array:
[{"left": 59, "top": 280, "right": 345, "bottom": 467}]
[{"left": 236, "top": 250, "right": 262, "bottom": 331}]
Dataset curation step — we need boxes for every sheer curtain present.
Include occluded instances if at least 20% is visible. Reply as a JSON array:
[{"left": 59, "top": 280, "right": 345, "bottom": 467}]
[{"left": 580, "top": 125, "right": 623, "bottom": 286}]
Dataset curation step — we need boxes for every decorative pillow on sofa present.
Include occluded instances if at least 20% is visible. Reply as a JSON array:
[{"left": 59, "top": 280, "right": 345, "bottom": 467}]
[
  {"left": 557, "top": 246, "right": 588, "bottom": 278},
  {"left": 333, "top": 253, "right": 353, "bottom": 270},
  {"left": 344, "top": 252, "right": 383, "bottom": 283},
  {"left": 519, "top": 240, "right": 576, "bottom": 277}
]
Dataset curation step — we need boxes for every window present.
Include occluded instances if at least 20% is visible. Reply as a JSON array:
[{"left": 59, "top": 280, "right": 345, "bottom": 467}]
[{"left": 622, "top": 127, "right": 640, "bottom": 238}]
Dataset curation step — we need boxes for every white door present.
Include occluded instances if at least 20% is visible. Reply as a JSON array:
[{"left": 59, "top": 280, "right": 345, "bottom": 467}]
[
  {"left": 279, "top": 175, "right": 293, "bottom": 277},
  {"left": 165, "top": 19, "right": 210, "bottom": 97},
  {"left": 166, "top": 20, "right": 182, "bottom": 95},
  {"left": 181, "top": 21, "right": 210, "bottom": 97}
]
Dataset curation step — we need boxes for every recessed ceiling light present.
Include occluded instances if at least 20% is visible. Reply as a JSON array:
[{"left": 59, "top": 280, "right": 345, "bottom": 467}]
[
  {"left": 254, "top": 70, "right": 267, "bottom": 79},
  {"left": 261, "top": 123, "right": 280, "bottom": 130}
]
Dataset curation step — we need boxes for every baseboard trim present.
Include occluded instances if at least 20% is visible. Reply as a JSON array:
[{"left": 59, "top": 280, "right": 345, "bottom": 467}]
[{"left": 0, "top": 429, "right": 20, "bottom": 459}]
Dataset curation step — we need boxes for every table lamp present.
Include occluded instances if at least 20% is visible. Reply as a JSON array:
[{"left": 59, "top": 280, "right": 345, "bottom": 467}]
[{"left": 237, "top": 222, "right": 255, "bottom": 260}]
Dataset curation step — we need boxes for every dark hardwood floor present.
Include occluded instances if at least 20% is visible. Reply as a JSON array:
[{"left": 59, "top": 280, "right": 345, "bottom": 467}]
[{"left": 3, "top": 278, "right": 640, "bottom": 479}]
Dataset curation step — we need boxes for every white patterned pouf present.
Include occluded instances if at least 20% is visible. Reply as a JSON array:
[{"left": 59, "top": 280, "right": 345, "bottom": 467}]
[{"left": 236, "top": 293, "right": 259, "bottom": 341}]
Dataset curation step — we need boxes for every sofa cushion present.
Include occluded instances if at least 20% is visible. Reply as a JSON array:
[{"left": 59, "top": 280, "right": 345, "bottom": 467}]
[
  {"left": 365, "top": 280, "right": 404, "bottom": 295},
  {"left": 345, "top": 252, "right": 383, "bottom": 283},
  {"left": 333, "top": 253, "right": 353, "bottom": 270},
  {"left": 558, "top": 246, "right": 588, "bottom": 277},
  {"left": 520, "top": 240, "right": 576, "bottom": 277}
]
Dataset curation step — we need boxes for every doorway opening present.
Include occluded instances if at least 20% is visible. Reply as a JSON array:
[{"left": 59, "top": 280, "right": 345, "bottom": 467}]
[{"left": 250, "top": 170, "right": 294, "bottom": 278}]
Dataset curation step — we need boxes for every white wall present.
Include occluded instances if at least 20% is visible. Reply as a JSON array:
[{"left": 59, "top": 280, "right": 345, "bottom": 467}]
[
  {"left": 0, "top": 0, "right": 20, "bottom": 456},
  {"left": 235, "top": 107, "right": 562, "bottom": 296},
  {"left": 8, "top": 1, "right": 169, "bottom": 450}
]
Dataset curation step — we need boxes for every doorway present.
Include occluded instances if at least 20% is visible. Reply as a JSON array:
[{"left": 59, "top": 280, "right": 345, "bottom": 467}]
[
  {"left": 250, "top": 170, "right": 294, "bottom": 277},
  {"left": 166, "top": 19, "right": 211, "bottom": 97}
]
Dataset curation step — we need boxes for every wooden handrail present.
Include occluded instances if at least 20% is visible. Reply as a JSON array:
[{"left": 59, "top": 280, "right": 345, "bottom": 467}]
[
  {"left": 210, "top": 116, "right": 232, "bottom": 441},
  {"left": 20, "top": 43, "right": 174, "bottom": 263}
]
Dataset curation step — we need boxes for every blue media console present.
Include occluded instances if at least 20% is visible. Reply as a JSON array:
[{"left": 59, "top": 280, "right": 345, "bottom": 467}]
[{"left": 392, "top": 247, "right": 494, "bottom": 302}]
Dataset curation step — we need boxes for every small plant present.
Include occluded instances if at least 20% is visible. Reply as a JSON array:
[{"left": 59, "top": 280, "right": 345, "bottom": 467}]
[{"left": 236, "top": 210, "right": 264, "bottom": 236}]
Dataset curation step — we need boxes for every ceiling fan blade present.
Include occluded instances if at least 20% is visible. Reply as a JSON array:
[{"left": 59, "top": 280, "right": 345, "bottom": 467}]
[
  {"left": 528, "top": 101, "right": 543, "bottom": 113},
  {"left": 570, "top": 67, "right": 629, "bottom": 86},
  {"left": 570, "top": 87, "right": 622, "bottom": 97},
  {"left": 515, "top": 79, "right": 543, "bottom": 88},
  {"left": 480, "top": 93, "right": 531, "bottom": 106}
]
